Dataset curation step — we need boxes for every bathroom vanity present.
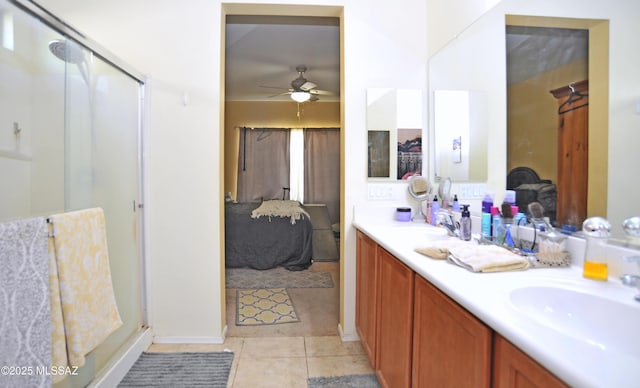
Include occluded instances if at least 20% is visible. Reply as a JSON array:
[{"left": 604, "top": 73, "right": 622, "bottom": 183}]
[{"left": 354, "top": 219, "right": 640, "bottom": 388}]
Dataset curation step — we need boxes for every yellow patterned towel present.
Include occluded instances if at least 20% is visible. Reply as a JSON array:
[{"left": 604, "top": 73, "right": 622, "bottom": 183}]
[
  {"left": 50, "top": 208, "right": 122, "bottom": 368},
  {"left": 48, "top": 235, "right": 68, "bottom": 383}
]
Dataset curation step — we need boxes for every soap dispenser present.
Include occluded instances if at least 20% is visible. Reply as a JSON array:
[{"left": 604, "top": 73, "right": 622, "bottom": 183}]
[
  {"left": 582, "top": 217, "right": 611, "bottom": 281},
  {"left": 460, "top": 204, "right": 472, "bottom": 241}
]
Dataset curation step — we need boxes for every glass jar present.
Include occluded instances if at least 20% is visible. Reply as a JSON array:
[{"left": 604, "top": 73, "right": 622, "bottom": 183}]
[
  {"left": 537, "top": 230, "right": 568, "bottom": 266},
  {"left": 582, "top": 217, "right": 611, "bottom": 281}
]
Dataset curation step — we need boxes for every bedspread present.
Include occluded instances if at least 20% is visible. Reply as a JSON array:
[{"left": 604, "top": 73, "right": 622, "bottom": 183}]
[{"left": 225, "top": 202, "right": 313, "bottom": 271}]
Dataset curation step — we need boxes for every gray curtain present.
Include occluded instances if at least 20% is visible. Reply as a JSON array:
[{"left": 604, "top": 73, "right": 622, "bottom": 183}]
[
  {"left": 304, "top": 128, "right": 340, "bottom": 224},
  {"left": 237, "top": 128, "right": 290, "bottom": 203}
]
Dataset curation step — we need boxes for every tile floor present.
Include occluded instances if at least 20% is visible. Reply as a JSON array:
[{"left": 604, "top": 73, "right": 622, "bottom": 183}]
[
  {"left": 147, "top": 336, "right": 374, "bottom": 388},
  {"left": 146, "top": 261, "right": 374, "bottom": 387}
]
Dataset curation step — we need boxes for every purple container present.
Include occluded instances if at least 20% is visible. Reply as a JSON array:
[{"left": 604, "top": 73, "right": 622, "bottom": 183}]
[{"left": 396, "top": 207, "right": 412, "bottom": 222}]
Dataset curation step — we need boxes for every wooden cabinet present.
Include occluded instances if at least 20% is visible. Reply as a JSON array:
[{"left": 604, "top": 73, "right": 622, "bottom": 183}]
[
  {"left": 355, "top": 230, "right": 568, "bottom": 388},
  {"left": 376, "top": 247, "right": 414, "bottom": 388},
  {"left": 355, "top": 230, "right": 378, "bottom": 367},
  {"left": 412, "top": 275, "right": 492, "bottom": 388},
  {"left": 550, "top": 80, "right": 589, "bottom": 227},
  {"left": 493, "top": 334, "right": 568, "bottom": 388}
]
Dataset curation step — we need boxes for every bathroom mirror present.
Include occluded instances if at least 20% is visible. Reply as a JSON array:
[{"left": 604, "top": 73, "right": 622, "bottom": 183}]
[
  {"left": 427, "top": 0, "right": 640, "bottom": 235},
  {"left": 367, "top": 88, "right": 423, "bottom": 180}
]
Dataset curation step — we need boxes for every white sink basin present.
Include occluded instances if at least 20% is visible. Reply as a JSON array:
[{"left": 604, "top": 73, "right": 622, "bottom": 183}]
[{"left": 509, "top": 286, "right": 640, "bottom": 356}]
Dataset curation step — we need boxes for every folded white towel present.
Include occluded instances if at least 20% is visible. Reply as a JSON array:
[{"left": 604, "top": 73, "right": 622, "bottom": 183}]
[
  {"left": 447, "top": 244, "right": 529, "bottom": 272},
  {"left": 415, "top": 239, "right": 472, "bottom": 260}
]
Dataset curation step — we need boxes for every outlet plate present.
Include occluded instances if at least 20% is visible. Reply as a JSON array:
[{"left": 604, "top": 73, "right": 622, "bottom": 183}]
[{"left": 368, "top": 185, "right": 394, "bottom": 200}]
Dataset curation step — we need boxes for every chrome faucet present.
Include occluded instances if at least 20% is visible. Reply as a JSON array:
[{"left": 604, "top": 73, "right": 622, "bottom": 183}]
[
  {"left": 621, "top": 256, "right": 640, "bottom": 302},
  {"left": 620, "top": 274, "right": 640, "bottom": 302},
  {"left": 435, "top": 210, "right": 459, "bottom": 237}
]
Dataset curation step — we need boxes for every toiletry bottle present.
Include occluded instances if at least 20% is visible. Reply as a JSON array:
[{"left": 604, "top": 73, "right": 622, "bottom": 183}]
[
  {"left": 481, "top": 193, "right": 493, "bottom": 240},
  {"left": 504, "top": 190, "right": 516, "bottom": 206},
  {"left": 430, "top": 195, "right": 440, "bottom": 226},
  {"left": 452, "top": 194, "right": 460, "bottom": 212},
  {"left": 481, "top": 213, "right": 492, "bottom": 240},
  {"left": 493, "top": 213, "right": 505, "bottom": 244},
  {"left": 504, "top": 220, "right": 515, "bottom": 247},
  {"left": 460, "top": 204, "right": 472, "bottom": 241},
  {"left": 481, "top": 193, "right": 493, "bottom": 214},
  {"left": 582, "top": 217, "right": 611, "bottom": 281},
  {"left": 490, "top": 206, "right": 501, "bottom": 241}
]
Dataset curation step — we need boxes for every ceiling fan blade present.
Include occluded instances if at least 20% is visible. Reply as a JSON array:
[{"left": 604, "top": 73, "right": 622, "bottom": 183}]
[
  {"left": 309, "top": 89, "right": 334, "bottom": 96},
  {"left": 267, "top": 91, "right": 292, "bottom": 98},
  {"left": 300, "top": 81, "right": 317, "bottom": 91},
  {"left": 259, "top": 85, "right": 293, "bottom": 91}
]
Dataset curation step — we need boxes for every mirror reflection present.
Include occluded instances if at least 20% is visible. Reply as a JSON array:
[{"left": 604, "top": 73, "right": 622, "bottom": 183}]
[
  {"left": 367, "top": 88, "right": 423, "bottom": 180},
  {"left": 506, "top": 21, "right": 603, "bottom": 232},
  {"left": 433, "top": 90, "right": 488, "bottom": 182},
  {"left": 427, "top": 0, "right": 640, "bottom": 236}
]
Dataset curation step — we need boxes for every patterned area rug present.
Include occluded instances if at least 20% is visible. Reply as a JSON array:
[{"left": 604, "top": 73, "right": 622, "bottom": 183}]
[
  {"left": 236, "top": 288, "right": 300, "bottom": 326},
  {"left": 307, "top": 374, "right": 381, "bottom": 388},
  {"left": 118, "top": 352, "right": 234, "bottom": 387},
  {"left": 226, "top": 267, "right": 334, "bottom": 289}
]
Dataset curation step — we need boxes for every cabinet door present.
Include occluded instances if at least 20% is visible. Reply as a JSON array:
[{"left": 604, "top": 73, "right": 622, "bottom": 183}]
[
  {"left": 376, "top": 247, "right": 414, "bottom": 388},
  {"left": 356, "top": 230, "right": 378, "bottom": 367},
  {"left": 493, "top": 334, "right": 568, "bottom": 388},
  {"left": 412, "top": 275, "right": 492, "bottom": 388}
]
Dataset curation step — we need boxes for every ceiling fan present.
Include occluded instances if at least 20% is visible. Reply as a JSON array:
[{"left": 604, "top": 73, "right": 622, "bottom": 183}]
[{"left": 262, "top": 65, "right": 333, "bottom": 103}]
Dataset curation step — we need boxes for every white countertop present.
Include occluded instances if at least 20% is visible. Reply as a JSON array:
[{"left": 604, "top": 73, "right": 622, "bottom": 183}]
[{"left": 353, "top": 218, "right": 640, "bottom": 388}]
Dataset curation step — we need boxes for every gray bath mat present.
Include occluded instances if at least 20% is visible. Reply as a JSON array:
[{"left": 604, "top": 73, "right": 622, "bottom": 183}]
[
  {"left": 308, "top": 374, "right": 380, "bottom": 388},
  {"left": 118, "top": 352, "right": 234, "bottom": 387}
]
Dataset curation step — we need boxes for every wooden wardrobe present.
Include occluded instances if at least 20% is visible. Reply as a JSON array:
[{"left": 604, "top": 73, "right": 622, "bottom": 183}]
[{"left": 550, "top": 80, "right": 588, "bottom": 229}]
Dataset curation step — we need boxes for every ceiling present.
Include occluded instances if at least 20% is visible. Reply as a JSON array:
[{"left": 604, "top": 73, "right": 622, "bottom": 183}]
[
  {"left": 225, "top": 16, "right": 340, "bottom": 102},
  {"left": 506, "top": 26, "right": 589, "bottom": 85},
  {"left": 224, "top": 18, "right": 588, "bottom": 101}
]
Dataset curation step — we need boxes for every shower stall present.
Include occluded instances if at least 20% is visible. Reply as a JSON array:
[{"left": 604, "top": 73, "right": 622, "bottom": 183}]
[{"left": 0, "top": 0, "right": 147, "bottom": 386}]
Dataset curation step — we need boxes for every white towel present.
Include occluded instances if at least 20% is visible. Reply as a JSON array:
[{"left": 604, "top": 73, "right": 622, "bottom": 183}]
[
  {"left": 50, "top": 208, "right": 122, "bottom": 368},
  {"left": 447, "top": 244, "right": 530, "bottom": 272},
  {"left": 415, "top": 239, "right": 472, "bottom": 260}
]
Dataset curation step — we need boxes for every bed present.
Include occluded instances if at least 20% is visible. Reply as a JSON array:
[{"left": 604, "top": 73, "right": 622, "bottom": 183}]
[{"left": 224, "top": 201, "right": 313, "bottom": 271}]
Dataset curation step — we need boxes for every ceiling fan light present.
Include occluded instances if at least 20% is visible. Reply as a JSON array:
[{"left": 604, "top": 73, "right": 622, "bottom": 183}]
[{"left": 291, "top": 91, "right": 311, "bottom": 103}]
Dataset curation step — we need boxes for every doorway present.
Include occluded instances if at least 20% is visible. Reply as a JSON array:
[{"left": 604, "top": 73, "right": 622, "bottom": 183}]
[{"left": 220, "top": 4, "right": 343, "bottom": 338}]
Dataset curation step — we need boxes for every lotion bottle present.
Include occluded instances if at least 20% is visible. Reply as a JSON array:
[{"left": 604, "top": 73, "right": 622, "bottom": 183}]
[
  {"left": 460, "top": 204, "right": 472, "bottom": 241},
  {"left": 430, "top": 195, "right": 440, "bottom": 226},
  {"left": 452, "top": 194, "right": 460, "bottom": 212}
]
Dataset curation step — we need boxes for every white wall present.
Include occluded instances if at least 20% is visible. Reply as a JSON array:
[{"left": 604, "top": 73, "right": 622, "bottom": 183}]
[
  {"left": 37, "top": 0, "right": 429, "bottom": 341},
  {"left": 39, "top": 0, "right": 640, "bottom": 342}
]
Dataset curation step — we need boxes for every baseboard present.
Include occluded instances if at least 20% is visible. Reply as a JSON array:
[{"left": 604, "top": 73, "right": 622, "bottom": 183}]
[
  {"left": 89, "top": 327, "right": 153, "bottom": 388},
  {"left": 338, "top": 323, "right": 360, "bottom": 342}
]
